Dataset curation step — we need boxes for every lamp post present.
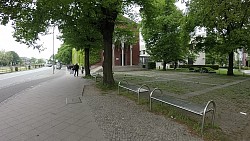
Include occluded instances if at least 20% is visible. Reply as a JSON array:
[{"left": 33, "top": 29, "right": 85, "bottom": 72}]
[{"left": 52, "top": 25, "right": 55, "bottom": 74}]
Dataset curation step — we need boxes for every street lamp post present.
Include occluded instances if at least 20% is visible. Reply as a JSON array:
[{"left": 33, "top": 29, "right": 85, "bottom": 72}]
[{"left": 53, "top": 25, "right": 55, "bottom": 74}]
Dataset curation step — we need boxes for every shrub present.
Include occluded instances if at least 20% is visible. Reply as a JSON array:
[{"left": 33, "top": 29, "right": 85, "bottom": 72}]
[
  {"left": 178, "top": 65, "right": 219, "bottom": 70},
  {"left": 147, "top": 62, "right": 156, "bottom": 69}
]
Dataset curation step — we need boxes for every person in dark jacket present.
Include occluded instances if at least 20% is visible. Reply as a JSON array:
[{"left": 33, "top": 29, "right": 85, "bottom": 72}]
[{"left": 74, "top": 63, "right": 79, "bottom": 77}]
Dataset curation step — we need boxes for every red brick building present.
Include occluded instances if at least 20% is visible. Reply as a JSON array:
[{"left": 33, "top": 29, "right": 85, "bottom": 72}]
[
  {"left": 100, "top": 41, "right": 140, "bottom": 66},
  {"left": 112, "top": 41, "right": 140, "bottom": 66},
  {"left": 100, "top": 16, "right": 140, "bottom": 66}
]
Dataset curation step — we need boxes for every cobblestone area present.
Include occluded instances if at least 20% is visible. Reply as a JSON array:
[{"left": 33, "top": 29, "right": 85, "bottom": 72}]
[{"left": 83, "top": 84, "right": 202, "bottom": 141}]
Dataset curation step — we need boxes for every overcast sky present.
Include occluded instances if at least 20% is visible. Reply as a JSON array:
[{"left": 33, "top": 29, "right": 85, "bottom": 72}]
[{"left": 0, "top": 23, "right": 62, "bottom": 60}]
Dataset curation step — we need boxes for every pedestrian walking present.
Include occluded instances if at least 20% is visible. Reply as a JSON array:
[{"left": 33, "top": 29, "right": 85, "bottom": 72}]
[{"left": 74, "top": 63, "right": 79, "bottom": 77}]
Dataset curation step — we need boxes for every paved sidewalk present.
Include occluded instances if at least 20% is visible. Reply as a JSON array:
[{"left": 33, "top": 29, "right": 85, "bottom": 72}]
[
  {"left": 0, "top": 71, "right": 107, "bottom": 141},
  {"left": 83, "top": 85, "right": 202, "bottom": 141},
  {"left": 0, "top": 66, "right": 203, "bottom": 141}
]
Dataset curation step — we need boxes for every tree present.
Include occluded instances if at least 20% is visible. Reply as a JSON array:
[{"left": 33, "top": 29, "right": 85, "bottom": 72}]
[
  {"left": 0, "top": 0, "right": 155, "bottom": 86},
  {"left": 58, "top": 6, "right": 102, "bottom": 76},
  {"left": 30, "top": 57, "right": 37, "bottom": 65},
  {"left": 37, "top": 58, "right": 45, "bottom": 64},
  {"left": 141, "top": 0, "right": 186, "bottom": 70},
  {"left": 205, "top": 50, "right": 227, "bottom": 66},
  {"left": 6, "top": 51, "right": 20, "bottom": 65},
  {"left": 187, "top": 0, "right": 250, "bottom": 75},
  {"left": 0, "top": 50, "right": 11, "bottom": 66},
  {"left": 55, "top": 44, "right": 72, "bottom": 65},
  {"left": 114, "top": 15, "right": 139, "bottom": 45}
]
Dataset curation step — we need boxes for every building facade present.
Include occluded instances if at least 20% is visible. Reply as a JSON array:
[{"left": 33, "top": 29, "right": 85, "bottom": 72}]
[{"left": 111, "top": 41, "right": 140, "bottom": 66}]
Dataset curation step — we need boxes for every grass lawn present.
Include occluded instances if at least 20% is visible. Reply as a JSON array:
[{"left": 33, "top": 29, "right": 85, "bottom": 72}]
[{"left": 111, "top": 69, "right": 250, "bottom": 141}]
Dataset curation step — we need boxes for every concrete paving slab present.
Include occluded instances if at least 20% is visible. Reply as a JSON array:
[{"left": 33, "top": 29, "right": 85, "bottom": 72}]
[{"left": 0, "top": 71, "right": 107, "bottom": 141}]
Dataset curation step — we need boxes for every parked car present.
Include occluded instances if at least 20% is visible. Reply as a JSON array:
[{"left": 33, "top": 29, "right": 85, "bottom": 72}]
[
  {"left": 46, "top": 63, "right": 52, "bottom": 67},
  {"left": 56, "top": 62, "right": 62, "bottom": 69}
]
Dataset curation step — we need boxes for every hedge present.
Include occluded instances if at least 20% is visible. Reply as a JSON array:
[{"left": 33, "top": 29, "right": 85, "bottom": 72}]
[
  {"left": 176, "top": 65, "right": 219, "bottom": 70},
  {"left": 147, "top": 62, "right": 156, "bottom": 69}
]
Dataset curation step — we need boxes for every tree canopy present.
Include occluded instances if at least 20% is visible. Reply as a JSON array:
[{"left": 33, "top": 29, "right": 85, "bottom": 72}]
[
  {"left": 55, "top": 44, "right": 72, "bottom": 65},
  {"left": 187, "top": 0, "right": 250, "bottom": 75},
  {"left": 6, "top": 51, "right": 20, "bottom": 65},
  {"left": 141, "top": 0, "right": 186, "bottom": 70},
  {"left": 0, "top": 0, "right": 155, "bottom": 85}
]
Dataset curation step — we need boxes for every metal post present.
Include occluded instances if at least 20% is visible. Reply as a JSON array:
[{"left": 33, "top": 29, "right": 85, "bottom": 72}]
[
  {"left": 53, "top": 26, "right": 55, "bottom": 74},
  {"left": 121, "top": 41, "right": 124, "bottom": 66},
  {"left": 112, "top": 44, "right": 115, "bottom": 66},
  {"left": 130, "top": 45, "right": 133, "bottom": 66}
]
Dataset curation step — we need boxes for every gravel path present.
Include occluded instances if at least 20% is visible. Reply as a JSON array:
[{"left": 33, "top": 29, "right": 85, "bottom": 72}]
[{"left": 82, "top": 84, "right": 203, "bottom": 141}]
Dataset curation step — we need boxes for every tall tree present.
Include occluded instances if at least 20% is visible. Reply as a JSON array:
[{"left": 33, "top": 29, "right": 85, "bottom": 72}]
[
  {"left": 6, "top": 51, "right": 20, "bottom": 65},
  {"left": 141, "top": 0, "right": 186, "bottom": 70},
  {"left": 55, "top": 44, "right": 72, "bottom": 65},
  {"left": 187, "top": 0, "right": 250, "bottom": 75},
  {"left": 37, "top": 58, "right": 45, "bottom": 64},
  {"left": 58, "top": 5, "right": 102, "bottom": 76},
  {"left": 114, "top": 15, "right": 139, "bottom": 43},
  {"left": 0, "top": 50, "right": 12, "bottom": 66},
  {"left": 30, "top": 57, "right": 37, "bottom": 65},
  {"left": 0, "top": 0, "right": 155, "bottom": 85}
]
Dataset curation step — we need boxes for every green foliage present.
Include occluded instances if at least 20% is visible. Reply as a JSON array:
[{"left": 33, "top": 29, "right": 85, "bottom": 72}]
[
  {"left": 55, "top": 44, "right": 72, "bottom": 65},
  {"left": 89, "top": 49, "right": 101, "bottom": 65},
  {"left": 189, "top": 67, "right": 216, "bottom": 73},
  {"left": 141, "top": 0, "right": 187, "bottom": 64},
  {"left": 6, "top": 51, "right": 20, "bottom": 65},
  {"left": 29, "top": 57, "right": 37, "bottom": 65},
  {"left": 0, "top": 50, "right": 11, "bottom": 66},
  {"left": 0, "top": 0, "right": 161, "bottom": 86},
  {"left": 189, "top": 67, "right": 201, "bottom": 72},
  {"left": 37, "top": 59, "right": 45, "bottom": 64},
  {"left": 178, "top": 64, "right": 219, "bottom": 70},
  {"left": 114, "top": 15, "right": 139, "bottom": 45},
  {"left": 187, "top": 0, "right": 250, "bottom": 75},
  {"left": 205, "top": 51, "right": 228, "bottom": 66},
  {"left": 71, "top": 48, "right": 79, "bottom": 65},
  {"left": 96, "top": 81, "right": 117, "bottom": 92},
  {"left": 147, "top": 61, "right": 156, "bottom": 69}
]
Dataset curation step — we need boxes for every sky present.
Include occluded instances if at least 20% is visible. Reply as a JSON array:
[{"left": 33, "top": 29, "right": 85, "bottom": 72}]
[{"left": 0, "top": 23, "right": 62, "bottom": 60}]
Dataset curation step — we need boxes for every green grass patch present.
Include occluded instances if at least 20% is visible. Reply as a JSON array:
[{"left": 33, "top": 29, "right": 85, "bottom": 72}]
[
  {"left": 216, "top": 69, "right": 248, "bottom": 76},
  {"left": 95, "top": 81, "right": 117, "bottom": 95},
  {"left": 165, "top": 68, "right": 190, "bottom": 72},
  {"left": 111, "top": 70, "right": 249, "bottom": 140},
  {"left": 146, "top": 80, "right": 213, "bottom": 95}
]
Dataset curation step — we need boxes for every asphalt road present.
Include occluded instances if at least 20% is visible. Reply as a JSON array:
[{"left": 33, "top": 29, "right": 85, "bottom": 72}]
[{"left": 0, "top": 67, "right": 65, "bottom": 103}]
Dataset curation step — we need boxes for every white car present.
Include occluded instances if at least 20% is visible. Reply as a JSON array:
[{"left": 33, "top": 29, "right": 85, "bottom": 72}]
[{"left": 46, "top": 64, "right": 52, "bottom": 67}]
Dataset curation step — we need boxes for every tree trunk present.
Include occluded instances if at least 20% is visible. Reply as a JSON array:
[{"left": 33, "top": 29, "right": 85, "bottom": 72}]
[
  {"left": 162, "top": 61, "right": 166, "bottom": 71},
  {"left": 100, "top": 8, "right": 118, "bottom": 86},
  {"left": 227, "top": 51, "right": 234, "bottom": 76},
  {"left": 84, "top": 48, "right": 90, "bottom": 76},
  {"left": 174, "top": 61, "right": 178, "bottom": 70}
]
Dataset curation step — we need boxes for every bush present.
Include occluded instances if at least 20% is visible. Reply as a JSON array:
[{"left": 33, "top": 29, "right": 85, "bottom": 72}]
[
  {"left": 90, "top": 49, "right": 102, "bottom": 65},
  {"left": 178, "top": 65, "right": 219, "bottom": 70},
  {"left": 201, "top": 67, "right": 215, "bottom": 73},
  {"left": 147, "top": 62, "right": 156, "bottom": 69},
  {"left": 189, "top": 67, "right": 216, "bottom": 73},
  {"left": 189, "top": 67, "right": 200, "bottom": 72},
  {"left": 15, "top": 67, "right": 18, "bottom": 71}
]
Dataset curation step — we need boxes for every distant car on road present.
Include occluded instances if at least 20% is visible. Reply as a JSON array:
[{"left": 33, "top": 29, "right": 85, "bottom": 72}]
[
  {"left": 46, "top": 64, "right": 52, "bottom": 67},
  {"left": 56, "top": 62, "right": 62, "bottom": 69}
]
